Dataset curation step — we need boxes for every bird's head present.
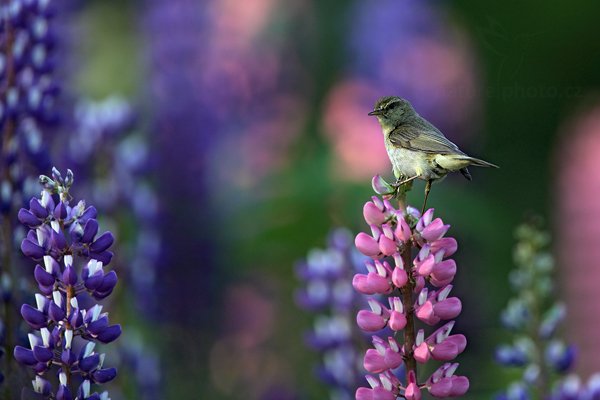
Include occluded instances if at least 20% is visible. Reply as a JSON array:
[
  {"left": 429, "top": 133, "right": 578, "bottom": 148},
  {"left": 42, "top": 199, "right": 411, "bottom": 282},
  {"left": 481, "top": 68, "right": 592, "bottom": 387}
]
[{"left": 368, "top": 96, "right": 415, "bottom": 126}]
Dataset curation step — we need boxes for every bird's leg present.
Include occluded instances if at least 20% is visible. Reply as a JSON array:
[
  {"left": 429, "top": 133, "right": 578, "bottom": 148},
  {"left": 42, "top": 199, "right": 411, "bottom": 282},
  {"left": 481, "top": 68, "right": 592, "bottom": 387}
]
[
  {"left": 394, "top": 175, "right": 418, "bottom": 187},
  {"left": 392, "top": 175, "right": 418, "bottom": 201},
  {"left": 422, "top": 180, "right": 432, "bottom": 214}
]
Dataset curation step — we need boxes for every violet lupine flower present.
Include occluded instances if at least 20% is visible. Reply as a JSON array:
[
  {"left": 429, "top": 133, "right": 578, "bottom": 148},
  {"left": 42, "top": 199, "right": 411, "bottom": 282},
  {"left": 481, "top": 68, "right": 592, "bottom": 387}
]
[
  {"left": 61, "top": 96, "right": 161, "bottom": 317},
  {"left": 547, "top": 373, "right": 600, "bottom": 400},
  {"left": 1, "top": 0, "right": 58, "bottom": 185},
  {"left": 14, "top": 168, "right": 121, "bottom": 399},
  {"left": 296, "top": 228, "right": 369, "bottom": 400},
  {"left": 1, "top": 0, "right": 62, "bottom": 389},
  {"left": 495, "top": 220, "right": 579, "bottom": 400},
  {"left": 353, "top": 194, "right": 468, "bottom": 399}
]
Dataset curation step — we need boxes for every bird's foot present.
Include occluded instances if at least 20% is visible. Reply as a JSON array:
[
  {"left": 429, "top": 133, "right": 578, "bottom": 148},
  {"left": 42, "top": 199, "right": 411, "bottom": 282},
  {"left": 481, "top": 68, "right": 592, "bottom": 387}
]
[{"left": 390, "top": 176, "right": 417, "bottom": 200}]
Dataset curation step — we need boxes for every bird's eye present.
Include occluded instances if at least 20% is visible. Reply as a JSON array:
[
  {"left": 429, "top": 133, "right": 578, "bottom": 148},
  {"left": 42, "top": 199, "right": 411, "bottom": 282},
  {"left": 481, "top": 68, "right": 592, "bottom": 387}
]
[{"left": 387, "top": 102, "right": 398, "bottom": 110}]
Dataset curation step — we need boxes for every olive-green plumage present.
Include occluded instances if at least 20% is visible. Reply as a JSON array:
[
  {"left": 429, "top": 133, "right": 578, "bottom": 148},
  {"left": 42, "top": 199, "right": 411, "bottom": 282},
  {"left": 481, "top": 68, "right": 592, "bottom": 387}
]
[{"left": 368, "top": 96, "right": 498, "bottom": 209}]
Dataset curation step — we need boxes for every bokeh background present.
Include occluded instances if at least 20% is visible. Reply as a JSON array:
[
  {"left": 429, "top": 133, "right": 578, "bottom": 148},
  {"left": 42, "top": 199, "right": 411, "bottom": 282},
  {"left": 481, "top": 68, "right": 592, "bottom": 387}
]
[{"left": 3, "top": 0, "right": 600, "bottom": 398}]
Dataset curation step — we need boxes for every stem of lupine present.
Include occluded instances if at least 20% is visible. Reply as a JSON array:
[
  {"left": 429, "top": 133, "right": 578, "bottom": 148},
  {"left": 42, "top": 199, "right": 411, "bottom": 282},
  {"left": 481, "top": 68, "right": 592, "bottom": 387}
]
[
  {"left": 400, "top": 239, "right": 417, "bottom": 376},
  {"left": 525, "top": 231, "right": 553, "bottom": 400},
  {"left": 397, "top": 181, "right": 416, "bottom": 376},
  {"left": 530, "top": 285, "right": 550, "bottom": 399}
]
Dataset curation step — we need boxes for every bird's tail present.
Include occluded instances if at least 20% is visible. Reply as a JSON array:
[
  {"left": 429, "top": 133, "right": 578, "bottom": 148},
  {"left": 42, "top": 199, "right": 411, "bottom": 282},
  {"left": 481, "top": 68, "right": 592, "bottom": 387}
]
[{"left": 463, "top": 156, "right": 499, "bottom": 169}]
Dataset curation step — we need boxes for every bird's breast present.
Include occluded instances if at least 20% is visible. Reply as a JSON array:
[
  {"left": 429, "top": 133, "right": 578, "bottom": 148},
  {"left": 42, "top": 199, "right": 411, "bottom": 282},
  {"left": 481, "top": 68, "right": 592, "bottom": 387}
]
[{"left": 385, "top": 142, "right": 434, "bottom": 179}]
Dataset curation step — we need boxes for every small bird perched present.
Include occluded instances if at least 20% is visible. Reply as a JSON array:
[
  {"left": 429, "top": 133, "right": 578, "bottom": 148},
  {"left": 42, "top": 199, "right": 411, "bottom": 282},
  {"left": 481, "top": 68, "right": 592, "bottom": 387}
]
[{"left": 368, "top": 96, "right": 498, "bottom": 211}]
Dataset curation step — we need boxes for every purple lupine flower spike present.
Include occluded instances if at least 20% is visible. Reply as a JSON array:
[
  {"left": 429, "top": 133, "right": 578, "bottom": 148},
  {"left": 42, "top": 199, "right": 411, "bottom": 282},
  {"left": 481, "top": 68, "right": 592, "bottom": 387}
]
[
  {"left": 15, "top": 169, "right": 120, "bottom": 398},
  {"left": 296, "top": 228, "right": 369, "bottom": 399},
  {"left": 353, "top": 188, "right": 469, "bottom": 399},
  {"left": 494, "top": 220, "right": 600, "bottom": 400}
]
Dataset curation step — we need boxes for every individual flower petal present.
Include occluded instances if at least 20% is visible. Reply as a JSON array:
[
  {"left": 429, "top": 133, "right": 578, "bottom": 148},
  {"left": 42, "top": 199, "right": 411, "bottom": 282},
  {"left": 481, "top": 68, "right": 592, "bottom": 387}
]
[
  {"left": 54, "top": 201, "right": 68, "bottom": 220},
  {"left": 405, "top": 370, "right": 421, "bottom": 400},
  {"left": 372, "top": 174, "right": 396, "bottom": 196},
  {"left": 96, "top": 324, "right": 122, "bottom": 344},
  {"left": 364, "top": 349, "right": 387, "bottom": 373},
  {"left": 394, "top": 216, "right": 412, "bottom": 243},
  {"left": 428, "top": 377, "right": 452, "bottom": 397},
  {"left": 48, "top": 302, "right": 66, "bottom": 322},
  {"left": 417, "top": 209, "right": 435, "bottom": 231},
  {"left": 414, "top": 342, "right": 430, "bottom": 363},
  {"left": 431, "top": 335, "right": 466, "bottom": 361},
  {"left": 87, "top": 316, "right": 109, "bottom": 336},
  {"left": 355, "top": 232, "right": 381, "bottom": 258},
  {"left": 378, "top": 235, "right": 397, "bottom": 256},
  {"left": 415, "top": 254, "right": 435, "bottom": 276},
  {"left": 32, "top": 375, "right": 52, "bottom": 396},
  {"left": 431, "top": 259, "right": 456, "bottom": 282},
  {"left": 92, "top": 368, "right": 117, "bottom": 384},
  {"left": 388, "top": 311, "right": 407, "bottom": 331},
  {"left": 14, "top": 346, "right": 37, "bottom": 365},
  {"left": 56, "top": 384, "right": 73, "bottom": 400},
  {"left": 448, "top": 376, "right": 469, "bottom": 396},
  {"left": 430, "top": 237, "right": 458, "bottom": 257},
  {"left": 21, "top": 304, "right": 47, "bottom": 329},
  {"left": 18, "top": 209, "right": 41, "bottom": 227},
  {"left": 367, "top": 272, "right": 392, "bottom": 294},
  {"left": 79, "top": 353, "right": 101, "bottom": 373},
  {"left": 82, "top": 219, "right": 99, "bottom": 244},
  {"left": 357, "top": 310, "right": 387, "bottom": 332},
  {"left": 29, "top": 198, "right": 49, "bottom": 219},
  {"left": 62, "top": 265, "right": 77, "bottom": 286},
  {"left": 34, "top": 264, "right": 55, "bottom": 287},
  {"left": 352, "top": 274, "right": 374, "bottom": 295},
  {"left": 33, "top": 345, "right": 53, "bottom": 363},
  {"left": 95, "top": 270, "right": 118, "bottom": 294},
  {"left": 433, "top": 297, "right": 462, "bottom": 320},
  {"left": 415, "top": 301, "right": 439, "bottom": 325},
  {"left": 420, "top": 218, "right": 450, "bottom": 241},
  {"left": 90, "top": 250, "right": 113, "bottom": 265},
  {"left": 90, "top": 231, "right": 114, "bottom": 253},
  {"left": 364, "top": 201, "right": 386, "bottom": 226},
  {"left": 391, "top": 267, "right": 407, "bottom": 288},
  {"left": 21, "top": 238, "right": 45, "bottom": 260}
]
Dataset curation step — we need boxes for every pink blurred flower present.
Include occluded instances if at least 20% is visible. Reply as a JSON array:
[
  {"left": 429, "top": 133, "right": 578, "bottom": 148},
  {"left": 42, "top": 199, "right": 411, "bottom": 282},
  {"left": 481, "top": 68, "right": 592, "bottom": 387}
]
[
  {"left": 556, "top": 103, "right": 600, "bottom": 376},
  {"left": 322, "top": 81, "right": 391, "bottom": 181}
]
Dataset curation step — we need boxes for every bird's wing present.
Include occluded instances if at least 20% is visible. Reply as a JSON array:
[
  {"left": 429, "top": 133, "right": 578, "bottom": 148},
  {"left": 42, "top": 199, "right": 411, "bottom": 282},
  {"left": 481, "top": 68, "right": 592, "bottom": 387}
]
[{"left": 388, "top": 119, "right": 463, "bottom": 155}]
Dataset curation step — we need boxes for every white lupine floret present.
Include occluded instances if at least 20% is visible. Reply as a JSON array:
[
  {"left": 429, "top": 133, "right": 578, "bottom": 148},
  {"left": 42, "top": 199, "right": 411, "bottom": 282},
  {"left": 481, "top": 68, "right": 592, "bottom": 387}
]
[
  {"left": 36, "top": 228, "right": 45, "bottom": 246},
  {"left": 40, "top": 328, "right": 50, "bottom": 346},
  {"left": 50, "top": 220, "right": 60, "bottom": 233},
  {"left": 65, "top": 329, "right": 73, "bottom": 349},
  {"left": 82, "top": 342, "right": 96, "bottom": 358},
  {"left": 35, "top": 293, "right": 46, "bottom": 310},
  {"left": 53, "top": 290, "right": 63, "bottom": 306},
  {"left": 63, "top": 254, "right": 73, "bottom": 268},
  {"left": 28, "top": 333, "right": 40, "bottom": 349},
  {"left": 80, "top": 380, "right": 91, "bottom": 397},
  {"left": 33, "top": 376, "right": 46, "bottom": 393},
  {"left": 43, "top": 255, "right": 54, "bottom": 272},
  {"left": 438, "top": 285, "right": 452, "bottom": 301}
]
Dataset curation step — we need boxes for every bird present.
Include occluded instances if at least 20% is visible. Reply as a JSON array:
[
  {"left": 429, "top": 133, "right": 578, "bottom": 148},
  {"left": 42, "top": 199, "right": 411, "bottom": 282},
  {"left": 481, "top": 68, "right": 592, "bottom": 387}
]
[{"left": 368, "top": 96, "right": 498, "bottom": 212}]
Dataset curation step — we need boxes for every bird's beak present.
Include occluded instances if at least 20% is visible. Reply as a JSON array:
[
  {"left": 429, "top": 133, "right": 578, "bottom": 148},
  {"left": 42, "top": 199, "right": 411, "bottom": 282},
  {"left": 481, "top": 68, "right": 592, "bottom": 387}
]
[{"left": 368, "top": 110, "right": 382, "bottom": 116}]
